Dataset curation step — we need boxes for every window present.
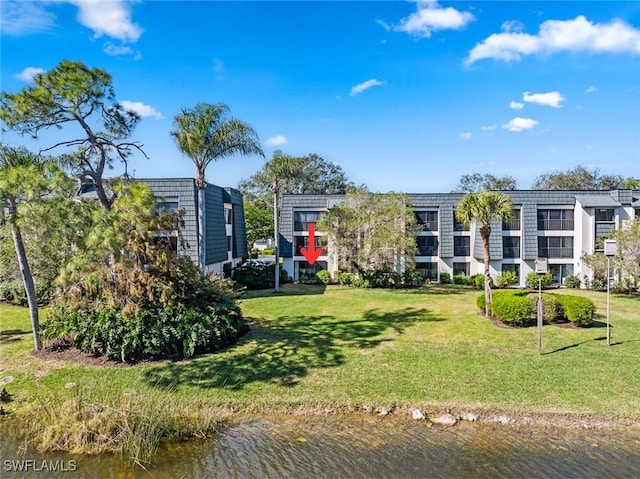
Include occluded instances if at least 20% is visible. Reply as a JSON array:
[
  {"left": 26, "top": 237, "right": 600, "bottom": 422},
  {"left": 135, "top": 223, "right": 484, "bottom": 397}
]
[
  {"left": 296, "top": 261, "right": 327, "bottom": 282},
  {"left": 415, "top": 262, "right": 438, "bottom": 281},
  {"left": 156, "top": 197, "right": 179, "bottom": 215},
  {"left": 223, "top": 262, "right": 232, "bottom": 278},
  {"left": 538, "top": 237, "right": 573, "bottom": 258},
  {"left": 415, "top": 211, "right": 438, "bottom": 231},
  {"left": 225, "top": 208, "right": 233, "bottom": 224},
  {"left": 502, "top": 263, "right": 520, "bottom": 283},
  {"left": 502, "top": 236, "right": 520, "bottom": 258},
  {"left": 227, "top": 236, "right": 232, "bottom": 252},
  {"left": 453, "top": 236, "right": 470, "bottom": 256},
  {"left": 537, "top": 209, "right": 574, "bottom": 230},
  {"left": 294, "top": 235, "right": 328, "bottom": 256},
  {"left": 453, "top": 262, "right": 470, "bottom": 276},
  {"left": 635, "top": 209, "right": 640, "bottom": 219},
  {"left": 453, "top": 217, "right": 470, "bottom": 232},
  {"left": 595, "top": 208, "right": 614, "bottom": 222},
  {"left": 549, "top": 264, "right": 573, "bottom": 285},
  {"left": 416, "top": 236, "right": 438, "bottom": 256},
  {"left": 503, "top": 209, "right": 521, "bottom": 231},
  {"left": 294, "top": 211, "right": 324, "bottom": 231}
]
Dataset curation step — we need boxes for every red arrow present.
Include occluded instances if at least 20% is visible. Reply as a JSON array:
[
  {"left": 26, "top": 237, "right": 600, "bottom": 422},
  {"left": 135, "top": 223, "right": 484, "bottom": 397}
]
[{"left": 300, "top": 224, "right": 324, "bottom": 265}]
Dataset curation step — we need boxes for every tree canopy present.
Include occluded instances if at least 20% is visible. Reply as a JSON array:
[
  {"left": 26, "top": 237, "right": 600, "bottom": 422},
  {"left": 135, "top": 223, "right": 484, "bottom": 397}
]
[
  {"left": 239, "top": 152, "right": 352, "bottom": 211},
  {"left": 453, "top": 173, "right": 518, "bottom": 193},
  {"left": 317, "top": 187, "right": 419, "bottom": 274},
  {"left": 532, "top": 166, "right": 634, "bottom": 190},
  {"left": 0, "top": 60, "right": 145, "bottom": 208}
]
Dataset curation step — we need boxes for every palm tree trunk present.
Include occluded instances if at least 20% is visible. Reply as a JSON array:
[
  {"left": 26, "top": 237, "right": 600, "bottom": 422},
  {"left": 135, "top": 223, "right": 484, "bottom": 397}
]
[
  {"left": 8, "top": 197, "right": 41, "bottom": 350},
  {"left": 197, "top": 184, "right": 206, "bottom": 278},
  {"left": 480, "top": 224, "right": 492, "bottom": 317},
  {"left": 273, "top": 181, "right": 280, "bottom": 292}
]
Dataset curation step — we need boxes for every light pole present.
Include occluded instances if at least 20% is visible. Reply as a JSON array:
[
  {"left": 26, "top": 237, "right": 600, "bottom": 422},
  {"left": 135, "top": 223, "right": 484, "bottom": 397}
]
[
  {"left": 534, "top": 258, "right": 547, "bottom": 354},
  {"left": 604, "top": 239, "right": 617, "bottom": 347}
]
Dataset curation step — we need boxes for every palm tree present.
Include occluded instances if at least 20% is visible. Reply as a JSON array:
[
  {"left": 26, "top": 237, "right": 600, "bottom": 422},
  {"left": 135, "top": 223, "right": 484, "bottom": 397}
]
[
  {"left": 455, "top": 191, "right": 513, "bottom": 317},
  {"left": 264, "top": 151, "right": 300, "bottom": 292},
  {"left": 171, "top": 103, "right": 263, "bottom": 275},
  {"left": 0, "top": 146, "right": 69, "bottom": 350}
]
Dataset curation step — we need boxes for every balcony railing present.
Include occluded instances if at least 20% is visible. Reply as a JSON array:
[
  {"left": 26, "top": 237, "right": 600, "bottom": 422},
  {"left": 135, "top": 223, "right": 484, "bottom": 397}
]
[
  {"left": 503, "top": 246, "right": 520, "bottom": 258},
  {"left": 502, "top": 218, "right": 521, "bottom": 231},
  {"left": 418, "top": 220, "right": 438, "bottom": 232},
  {"left": 454, "top": 246, "right": 470, "bottom": 256},
  {"left": 418, "top": 247, "right": 438, "bottom": 256},
  {"left": 537, "top": 219, "right": 574, "bottom": 231},
  {"left": 538, "top": 247, "right": 573, "bottom": 258}
]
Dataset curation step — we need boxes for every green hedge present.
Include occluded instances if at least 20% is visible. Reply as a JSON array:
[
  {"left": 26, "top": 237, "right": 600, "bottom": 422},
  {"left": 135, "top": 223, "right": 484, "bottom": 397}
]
[
  {"left": 490, "top": 292, "right": 532, "bottom": 326},
  {"left": 556, "top": 295, "right": 595, "bottom": 326},
  {"left": 528, "top": 293, "right": 564, "bottom": 322}
]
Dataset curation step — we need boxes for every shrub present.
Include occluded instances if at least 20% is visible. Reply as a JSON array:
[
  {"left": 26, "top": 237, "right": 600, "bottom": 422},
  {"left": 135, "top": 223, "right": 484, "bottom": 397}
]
[
  {"left": 316, "top": 270, "right": 332, "bottom": 285},
  {"left": 361, "top": 267, "right": 403, "bottom": 288},
  {"left": 564, "top": 274, "right": 581, "bottom": 289},
  {"left": 42, "top": 277, "right": 246, "bottom": 363},
  {"left": 526, "top": 270, "right": 553, "bottom": 289},
  {"left": 611, "top": 278, "right": 637, "bottom": 294},
  {"left": 556, "top": 295, "right": 595, "bottom": 326},
  {"left": 491, "top": 293, "right": 532, "bottom": 326},
  {"left": 335, "top": 270, "right": 355, "bottom": 286},
  {"left": 528, "top": 293, "right": 564, "bottom": 322},
  {"left": 495, "top": 271, "right": 518, "bottom": 289},
  {"left": 233, "top": 262, "right": 280, "bottom": 290},
  {"left": 589, "top": 278, "right": 607, "bottom": 292},
  {"left": 0, "top": 280, "right": 52, "bottom": 306},
  {"left": 403, "top": 269, "right": 424, "bottom": 286},
  {"left": 473, "top": 273, "right": 495, "bottom": 289},
  {"left": 439, "top": 272, "right": 451, "bottom": 284},
  {"left": 261, "top": 247, "right": 276, "bottom": 255}
]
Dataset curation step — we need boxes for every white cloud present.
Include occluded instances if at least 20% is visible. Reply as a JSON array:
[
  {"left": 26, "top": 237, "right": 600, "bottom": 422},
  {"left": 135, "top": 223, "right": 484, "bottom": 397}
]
[
  {"left": 466, "top": 15, "right": 640, "bottom": 65},
  {"left": 265, "top": 135, "right": 288, "bottom": 147},
  {"left": 350, "top": 79, "right": 386, "bottom": 96},
  {"left": 586, "top": 86, "right": 598, "bottom": 93},
  {"left": 502, "top": 117, "right": 538, "bottom": 132},
  {"left": 120, "top": 100, "right": 163, "bottom": 120},
  {"left": 481, "top": 124, "right": 498, "bottom": 131},
  {"left": 459, "top": 132, "right": 472, "bottom": 140},
  {"left": 390, "top": 0, "right": 475, "bottom": 38},
  {"left": 523, "top": 91, "right": 565, "bottom": 108},
  {"left": 509, "top": 101, "right": 524, "bottom": 110},
  {"left": 212, "top": 58, "right": 224, "bottom": 74},
  {"left": 68, "top": 0, "right": 142, "bottom": 42},
  {"left": 14, "top": 66, "right": 45, "bottom": 82},
  {"left": 501, "top": 20, "right": 524, "bottom": 33},
  {"left": 0, "top": 1, "right": 55, "bottom": 35}
]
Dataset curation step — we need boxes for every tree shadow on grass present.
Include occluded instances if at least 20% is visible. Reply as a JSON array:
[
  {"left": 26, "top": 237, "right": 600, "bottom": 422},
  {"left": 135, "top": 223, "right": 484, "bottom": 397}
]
[
  {"left": 142, "top": 307, "right": 440, "bottom": 391},
  {"left": 242, "top": 283, "right": 326, "bottom": 299},
  {"left": 0, "top": 329, "right": 30, "bottom": 344}
]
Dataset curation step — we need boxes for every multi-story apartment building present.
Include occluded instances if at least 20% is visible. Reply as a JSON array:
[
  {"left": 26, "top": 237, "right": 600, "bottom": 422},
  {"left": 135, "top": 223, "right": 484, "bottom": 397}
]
[
  {"left": 81, "top": 178, "right": 248, "bottom": 277},
  {"left": 280, "top": 190, "right": 640, "bottom": 287}
]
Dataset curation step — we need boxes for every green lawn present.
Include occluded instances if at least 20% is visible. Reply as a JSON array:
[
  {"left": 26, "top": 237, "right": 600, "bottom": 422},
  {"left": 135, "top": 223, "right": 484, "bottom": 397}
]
[{"left": 1, "top": 285, "right": 639, "bottom": 419}]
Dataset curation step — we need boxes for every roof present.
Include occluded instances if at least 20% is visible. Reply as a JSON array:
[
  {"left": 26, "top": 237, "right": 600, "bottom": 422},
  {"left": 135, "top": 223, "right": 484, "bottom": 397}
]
[{"left": 575, "top": 194, "right": 621, "bottom": 207}]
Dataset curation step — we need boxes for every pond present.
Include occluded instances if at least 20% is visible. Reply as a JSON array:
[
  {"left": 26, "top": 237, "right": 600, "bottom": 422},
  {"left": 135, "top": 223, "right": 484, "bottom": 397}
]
[{"left": 2, "top": 415, "right": 639, "bottom": 478}]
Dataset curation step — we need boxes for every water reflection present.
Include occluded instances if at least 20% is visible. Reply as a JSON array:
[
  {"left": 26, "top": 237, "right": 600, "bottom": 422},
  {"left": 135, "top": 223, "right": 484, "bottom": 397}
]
[{"left": 2, "top": 415, "right": 639, "bottom": 478}]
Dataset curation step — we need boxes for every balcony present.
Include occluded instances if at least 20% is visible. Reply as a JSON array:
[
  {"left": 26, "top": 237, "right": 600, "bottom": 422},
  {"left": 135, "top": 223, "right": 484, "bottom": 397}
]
[
  {"left": 537, "top": 219, "right": 574, "bottom": 231},
  {"left": 537, "top": 247, "right": 574, "bottom": 258},
  {"left": 503, "top": 246, "right": 520, "bottom": 258},
  {"left": 502, "top": 218, "right": 521, "bottom": 231},
  {"left": 419, "top": 220, "right": 438, "bottom": 232},
  {"left": 454, "top": 246, "right": 470, "bottom": 256},
  {"left": 453, "top": 221, "right": 470, "bottom": 232}
]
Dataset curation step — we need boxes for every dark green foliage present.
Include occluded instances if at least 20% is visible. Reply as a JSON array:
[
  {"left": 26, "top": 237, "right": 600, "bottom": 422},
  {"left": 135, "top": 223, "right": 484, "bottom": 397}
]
[
  {"left": 439, "top": 272, "right": 451, "bottom": 284},
  {"left": 495, "top": 271, "right": 518, "bottom": 288},
  {"left": 316, "top": 270, "right": 332, "bottom": 285},
  {"left": 526, "top": 270, "right": 553, "bottom": 288},
  {"left": 361, "top": 267, "right": 404, "bottom": 288},
  {"left": 403, "top": 269, "right": 424, "bottom": 286},
  {"left": 232, "top": 262, "right": 285, "bottom": 290},
  {"left": 42, "top": 278, "right": 245, "bottom": 363},
  {"left": 0, "top": 280, "right": 51, "bottom": 306},
  {"left": 555, "top": 295, "right": 596, "bottom": 326},
  {"left": 528, "top": 293, "right": 564, "bottom": 322},
  {"left": 335, "top": 270, "right": 355, "bottom": 286},
  {"left": 564, "top": 274, "right": 581, "bottom": 289}
]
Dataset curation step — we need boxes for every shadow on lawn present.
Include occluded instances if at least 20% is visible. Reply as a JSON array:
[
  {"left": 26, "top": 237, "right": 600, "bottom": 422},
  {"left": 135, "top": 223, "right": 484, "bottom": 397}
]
[
  {"left": 142, "top": 307, "right": 439, "bottom": 391},
  {"left": 0, "top": 328, "right": 31, "bottom": 344},
  {"left": 241, "top": 284, "right": 327, "bottom": 299}
]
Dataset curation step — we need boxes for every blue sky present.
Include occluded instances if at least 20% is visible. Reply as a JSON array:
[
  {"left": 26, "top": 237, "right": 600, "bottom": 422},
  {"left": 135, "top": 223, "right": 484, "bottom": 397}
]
[{"left": 1, "top": 1, "right": 639, "bottom": 192}]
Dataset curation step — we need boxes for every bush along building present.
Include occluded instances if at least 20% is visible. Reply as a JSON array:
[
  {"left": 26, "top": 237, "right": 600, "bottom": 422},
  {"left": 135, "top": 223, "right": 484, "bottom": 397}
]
[
  {"left": 80, "top": 178, "right": 247, "bottom": 277},
  {"left": 280, "top": 189, "right": 640, "bottom": 287}
]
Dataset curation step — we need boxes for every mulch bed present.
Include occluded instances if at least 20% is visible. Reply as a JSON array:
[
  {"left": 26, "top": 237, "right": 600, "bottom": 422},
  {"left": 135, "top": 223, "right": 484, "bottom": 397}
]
[{"left": 29, "top": 348, "right": 171, "bottom": 368}]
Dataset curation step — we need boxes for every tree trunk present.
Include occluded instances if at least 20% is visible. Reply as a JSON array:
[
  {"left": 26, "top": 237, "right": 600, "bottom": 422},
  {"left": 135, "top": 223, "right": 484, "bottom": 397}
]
[
  {"left": 480, "top": 223, "right": 492, "bottom": 317},
  {"left": 197, "top": 184, "right": 206, "bottom": 278},
  {"left": 273, "top": 182, "right": 280, "bottom": 292},
  {"left": 8, "top": 198, "right": 41, "bottom": 350}
]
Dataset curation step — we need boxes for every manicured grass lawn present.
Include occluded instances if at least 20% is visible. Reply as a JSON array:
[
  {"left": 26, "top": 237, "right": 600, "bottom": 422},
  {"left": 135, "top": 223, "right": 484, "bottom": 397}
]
[{"left": 1, "top": 285, "right": 639, "bottom": 418}]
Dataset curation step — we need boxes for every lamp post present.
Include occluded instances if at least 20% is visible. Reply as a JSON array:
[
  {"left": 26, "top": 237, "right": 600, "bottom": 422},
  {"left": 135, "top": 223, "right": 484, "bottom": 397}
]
[
  {"left": 534, "top": 258, "right": 547, "bottom": 354},
  {"left": 604, "top": 239, "right": 617, "bottom": 347}
]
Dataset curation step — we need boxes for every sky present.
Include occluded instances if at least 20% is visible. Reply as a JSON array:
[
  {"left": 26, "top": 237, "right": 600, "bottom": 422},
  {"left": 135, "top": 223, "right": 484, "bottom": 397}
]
[{"left": 1, "top": 0, "right": 639, "bottom": 193}]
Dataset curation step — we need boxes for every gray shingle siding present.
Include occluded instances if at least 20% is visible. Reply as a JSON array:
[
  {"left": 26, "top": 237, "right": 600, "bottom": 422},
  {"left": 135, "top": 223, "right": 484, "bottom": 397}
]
[
  {"left": 204, "top": 184, "right": 228, "bottom": 264},
  {"left": 225, "top": 188, "right": 248, "bottom": 258}
]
